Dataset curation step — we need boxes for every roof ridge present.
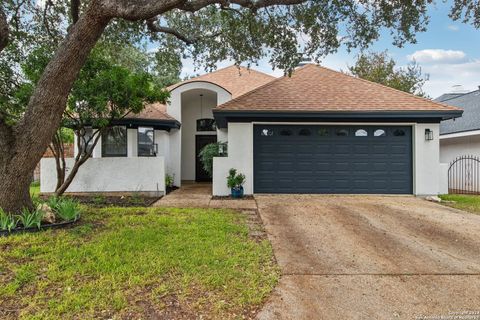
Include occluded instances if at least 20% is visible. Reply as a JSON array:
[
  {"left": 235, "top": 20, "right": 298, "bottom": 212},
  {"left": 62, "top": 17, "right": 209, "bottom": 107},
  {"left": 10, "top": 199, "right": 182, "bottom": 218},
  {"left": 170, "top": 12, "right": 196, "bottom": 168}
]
[
  {"left": 312, "top": 64, "right": 461, "bottom": 111},
  {"left": 439, "top": 89, "right": 480, "bottom": 103},
  {"left": 215, "top": 65, "right": 316, "bottom": 109}
]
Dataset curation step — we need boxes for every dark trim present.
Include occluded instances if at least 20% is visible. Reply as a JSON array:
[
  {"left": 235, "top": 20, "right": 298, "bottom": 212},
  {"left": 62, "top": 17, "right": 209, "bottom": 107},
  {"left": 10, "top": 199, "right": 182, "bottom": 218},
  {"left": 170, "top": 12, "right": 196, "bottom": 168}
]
[
  {"left": 137, "top": 126, "right": 156, "bottom": 157},
  {"left": 213, "top": 110, "right": 463, "bottom": 128},
  {"left": 102, "top": 126, "right": 128, "bottom": 158},
  {"left": 440, "top": 128, "right": 480, "bottom": 136},
  {"left": 113, "top": 118, "right": 181, "bottom": 131}
]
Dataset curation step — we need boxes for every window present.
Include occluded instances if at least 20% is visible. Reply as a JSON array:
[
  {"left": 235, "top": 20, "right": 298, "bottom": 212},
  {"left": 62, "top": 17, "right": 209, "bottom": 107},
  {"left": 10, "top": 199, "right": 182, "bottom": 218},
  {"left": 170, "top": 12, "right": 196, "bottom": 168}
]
[
  {"left": 374, "top": 129, "right": 386, "bottom": 137},
  {"left": 335, "top": 129, "right": 349, "bottom": 136},
  {"left": 299, "top": 128, "right": 312, "bottom": 136},
  {"left": 318, "top": 128, "right": 329, "bottom": 136},
  {"left": 79, "top": 127, "right": 95, "bottom": 154},
  {"left": 102, "top": 126, "right": 127, "bottom": 157},
  {"left": 138, "top": 127, "right": 156, "bottom": 157},
  {"left": 261, "top": 129, "right": 274, "bottom": 136},
  {"left": 355, "top": 129, "right": 368, "bottom": 137},
  {"left": 196, "top": 118, "right": 216, "bottom": 132},
  {"left": 280, "top": 129, "right": 293, "bottom": 136},
  {"left": 393, "top": 129, "right": 406, "bottom": 136}
]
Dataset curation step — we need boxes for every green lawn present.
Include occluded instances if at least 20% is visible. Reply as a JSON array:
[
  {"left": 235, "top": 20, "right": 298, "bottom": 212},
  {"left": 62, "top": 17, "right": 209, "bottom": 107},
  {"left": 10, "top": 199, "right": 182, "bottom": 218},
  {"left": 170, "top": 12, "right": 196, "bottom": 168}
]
[
  {"left": 439, "top": 194, "right": 480, "bottom": 214},
  {"left": 0, "top": 206, "right": 279, "bottom": 319},
  {"left": 30, "top": 181, "right": 40, "bottom": 198}
]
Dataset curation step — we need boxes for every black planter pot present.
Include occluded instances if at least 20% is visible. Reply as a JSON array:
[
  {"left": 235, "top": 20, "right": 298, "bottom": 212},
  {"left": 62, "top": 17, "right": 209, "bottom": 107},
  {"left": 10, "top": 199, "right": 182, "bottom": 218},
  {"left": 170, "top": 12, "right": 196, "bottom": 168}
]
[{"left": 0, "top": 218, "right": 80, "bottom": 237}]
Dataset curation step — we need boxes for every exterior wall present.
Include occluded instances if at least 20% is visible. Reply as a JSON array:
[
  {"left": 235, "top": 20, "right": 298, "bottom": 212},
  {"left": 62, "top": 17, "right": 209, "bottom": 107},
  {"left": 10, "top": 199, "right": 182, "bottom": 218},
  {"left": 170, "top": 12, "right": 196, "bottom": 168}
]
[
  {"left": 439, "top": 134, "right": 480, "bottom": 164},
  {"left": 413, "top": 123, "right": 440, "bottom": 195},
  {"left": 213, "top": 123, "right": 253, "bottom": 196},
  {"left": 212, "top": 122, "right": 442, "bottom": 196},
  {"left": 40, "top": 157, "right": 165, "bottom": 194},
  {"left": 166, "top": 82, "right": 231, "bottom": 185}
]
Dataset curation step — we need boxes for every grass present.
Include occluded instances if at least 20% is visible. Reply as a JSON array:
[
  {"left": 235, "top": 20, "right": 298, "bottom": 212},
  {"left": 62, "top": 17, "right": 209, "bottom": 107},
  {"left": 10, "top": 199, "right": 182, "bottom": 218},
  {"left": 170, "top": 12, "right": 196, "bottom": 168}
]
[
  {"left": 30, "top": 181, "right": 40, "bottom": 198},
  {"left": 0, "top": 207, "right": 279, "bottom": 319},
  {"left": 439, "top": 194, "right": 480, "bottom": 214}
]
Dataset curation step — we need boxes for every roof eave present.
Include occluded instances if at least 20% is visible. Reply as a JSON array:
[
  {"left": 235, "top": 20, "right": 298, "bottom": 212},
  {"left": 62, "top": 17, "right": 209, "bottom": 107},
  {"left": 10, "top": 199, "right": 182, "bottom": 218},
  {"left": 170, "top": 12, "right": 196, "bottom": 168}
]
[{"left": 213, "top": 110, "right": 463, "bottom": 129}]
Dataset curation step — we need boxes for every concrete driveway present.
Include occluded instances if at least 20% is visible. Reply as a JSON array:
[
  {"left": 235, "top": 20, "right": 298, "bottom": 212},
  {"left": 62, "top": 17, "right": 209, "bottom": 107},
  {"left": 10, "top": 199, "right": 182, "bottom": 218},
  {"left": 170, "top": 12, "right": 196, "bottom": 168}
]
[{"left": 255, "top": 195, "right": 480, "bottom": 319}]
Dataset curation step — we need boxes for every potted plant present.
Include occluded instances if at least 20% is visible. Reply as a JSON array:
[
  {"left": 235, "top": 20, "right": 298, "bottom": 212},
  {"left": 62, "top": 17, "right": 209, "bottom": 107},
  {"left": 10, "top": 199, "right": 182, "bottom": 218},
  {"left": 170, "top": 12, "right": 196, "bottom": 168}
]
[{"left": 227, "top": 168, "right": 246, "bottom": 198}]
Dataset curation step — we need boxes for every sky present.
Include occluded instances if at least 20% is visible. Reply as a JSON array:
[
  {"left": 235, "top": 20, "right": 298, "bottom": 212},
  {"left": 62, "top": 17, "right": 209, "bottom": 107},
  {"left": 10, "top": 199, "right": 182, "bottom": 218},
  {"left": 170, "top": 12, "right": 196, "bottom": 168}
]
[{"left": 180, "top": 1, "right": 480, "bottom": 99}]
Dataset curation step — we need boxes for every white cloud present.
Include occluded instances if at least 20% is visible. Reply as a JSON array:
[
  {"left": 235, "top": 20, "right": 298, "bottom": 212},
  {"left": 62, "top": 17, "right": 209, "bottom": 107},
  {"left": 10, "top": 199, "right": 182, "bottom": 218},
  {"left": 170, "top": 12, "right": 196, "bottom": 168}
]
[
  {"left": 407, "top": 49, "right": 467, "bottom": 64},
  {"left": 447, "top": 25, "right": 460, "bottom": 32}
]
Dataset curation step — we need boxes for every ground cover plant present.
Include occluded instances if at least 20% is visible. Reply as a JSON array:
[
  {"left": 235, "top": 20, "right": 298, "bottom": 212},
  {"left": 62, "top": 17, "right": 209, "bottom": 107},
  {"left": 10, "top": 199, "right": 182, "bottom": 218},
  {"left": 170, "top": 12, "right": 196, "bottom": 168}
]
[{"left": 439, "top": 194, "right": 480, "bottom": 215}]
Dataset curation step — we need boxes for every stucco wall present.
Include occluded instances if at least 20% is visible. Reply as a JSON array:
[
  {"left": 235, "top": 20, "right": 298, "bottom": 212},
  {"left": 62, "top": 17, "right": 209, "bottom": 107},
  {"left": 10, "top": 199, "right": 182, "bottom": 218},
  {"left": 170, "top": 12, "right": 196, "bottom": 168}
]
[
  {"left": 213, "top": 123, "right": 253, "bottom": 196},
  {"left": 212, "top": 122, "right": 442, "bottom": 196},
  {"left": 440, "top": 135, "right": 480, "bottom": 164},
  {"left": 413, "top": 123, "right": 440, "bottom": 195},
  {"left": 40, "top": 157, "right": 165, "bottom": 194}
]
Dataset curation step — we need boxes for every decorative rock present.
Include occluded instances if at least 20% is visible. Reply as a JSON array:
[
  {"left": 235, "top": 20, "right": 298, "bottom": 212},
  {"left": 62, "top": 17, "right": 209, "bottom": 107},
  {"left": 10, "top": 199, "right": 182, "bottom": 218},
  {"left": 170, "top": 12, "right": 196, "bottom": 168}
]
[
  {"left": 37, "top": 203, "right": 56, "bottom": 224},
  {"left": 425, "top": 195, "right": 442, "bottom": 203}
]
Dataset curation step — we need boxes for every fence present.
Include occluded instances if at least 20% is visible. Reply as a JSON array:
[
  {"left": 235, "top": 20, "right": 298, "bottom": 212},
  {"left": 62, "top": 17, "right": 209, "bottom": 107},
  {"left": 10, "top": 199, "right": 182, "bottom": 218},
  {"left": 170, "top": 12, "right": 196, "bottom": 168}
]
[{"left": 448, "top": 155, "right": 480, "bottom": 194}]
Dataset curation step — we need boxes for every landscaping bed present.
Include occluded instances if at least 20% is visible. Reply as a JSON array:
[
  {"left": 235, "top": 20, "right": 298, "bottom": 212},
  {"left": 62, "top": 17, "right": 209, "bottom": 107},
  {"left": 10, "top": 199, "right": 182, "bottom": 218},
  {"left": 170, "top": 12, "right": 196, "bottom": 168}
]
[
  {"left": 212, "top": 195, "right": 255, "bottom": 200},
  {"left": 41, "top": 194, "right": 161, "bottom": 207},
  {"left": 0, "top": 206, "right": 279, "bottom": 319}
]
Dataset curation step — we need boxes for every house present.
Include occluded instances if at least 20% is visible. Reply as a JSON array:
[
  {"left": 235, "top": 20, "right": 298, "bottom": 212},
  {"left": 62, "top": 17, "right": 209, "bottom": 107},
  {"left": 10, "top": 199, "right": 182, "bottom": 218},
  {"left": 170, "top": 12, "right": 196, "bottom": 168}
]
[
  {"left": 41, "top": 64, "right": 462, "bottom": 196},
  {"left": 436, "top": 88, "right": 480, "bottom": 163}
]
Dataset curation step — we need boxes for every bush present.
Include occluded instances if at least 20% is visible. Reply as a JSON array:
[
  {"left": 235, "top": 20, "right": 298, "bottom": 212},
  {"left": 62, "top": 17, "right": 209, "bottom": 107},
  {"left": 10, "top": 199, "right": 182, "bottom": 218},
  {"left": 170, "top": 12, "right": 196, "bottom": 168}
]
[
  {"left": 165, "top": 174, "right": 174, "bottom": 188},
  {"left": 17, "top": 208, "right": 42, "bottom": 229},
  {"left": 54, "top": 198, "right": 81, "bottom": 222},
  {"left": 0, "top": 208, "right": 18, "bottom": 232},
  {"left": 199, "top": 142, "right": 227, "bottom": 178},
  {"left": 227, "top": 168, "right": 246, "bottom": 190}
]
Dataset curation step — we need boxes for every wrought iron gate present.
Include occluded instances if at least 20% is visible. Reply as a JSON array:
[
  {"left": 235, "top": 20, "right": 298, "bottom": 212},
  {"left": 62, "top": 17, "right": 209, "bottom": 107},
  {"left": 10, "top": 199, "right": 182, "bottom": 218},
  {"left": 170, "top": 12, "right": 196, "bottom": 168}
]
[{"left": 448, "top": 155, "right": 480, "bottom": 194}]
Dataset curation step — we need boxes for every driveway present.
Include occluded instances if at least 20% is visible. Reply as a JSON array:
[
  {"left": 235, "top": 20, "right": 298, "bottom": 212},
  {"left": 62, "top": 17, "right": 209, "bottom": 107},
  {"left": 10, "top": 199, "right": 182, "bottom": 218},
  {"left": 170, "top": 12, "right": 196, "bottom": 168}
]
[{"left": 255, "top": 195, "right": 480, "bottom": 319}]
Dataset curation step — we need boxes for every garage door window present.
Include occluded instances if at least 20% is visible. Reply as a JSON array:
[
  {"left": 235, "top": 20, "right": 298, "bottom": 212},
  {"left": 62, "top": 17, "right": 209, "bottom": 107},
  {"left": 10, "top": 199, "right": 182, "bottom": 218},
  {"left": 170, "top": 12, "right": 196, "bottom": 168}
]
[
  {"left": 261, "top": 128, "right": 274, "bottom": 136},
  {"left": 336, "top": 129, "right": 349, "bottom": 136},
  {"left": 280, "top": 129, "right": 293, "bottom": 136},
  {"left": 393, "top": 129, "right": 406, "bottom": 136},
  {"left": 374, "top": 129, "right": 386, "bottom": 137},
  {"left": 355, "top": 129, "right": 368, "bottom": 137},
  {"left": 299, "top": 128, "right": 312, "bottom": 136},
  {"left": 318, "top": 128, "right": 329, "bottom": 136}
]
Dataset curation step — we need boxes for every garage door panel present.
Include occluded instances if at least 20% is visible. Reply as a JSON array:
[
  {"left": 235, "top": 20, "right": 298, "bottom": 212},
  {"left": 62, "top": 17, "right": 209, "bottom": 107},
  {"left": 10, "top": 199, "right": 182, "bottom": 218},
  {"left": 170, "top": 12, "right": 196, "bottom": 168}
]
[{"left": 254, "top": 125, "right": 412, "bottom": 194}]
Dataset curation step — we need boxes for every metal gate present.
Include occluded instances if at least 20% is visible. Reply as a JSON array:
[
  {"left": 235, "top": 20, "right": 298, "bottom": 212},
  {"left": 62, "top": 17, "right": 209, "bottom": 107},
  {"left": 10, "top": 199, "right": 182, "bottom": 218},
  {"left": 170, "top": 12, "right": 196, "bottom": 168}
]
[{"left": 448, "top": 155, "right": 480, "bottom": 194}]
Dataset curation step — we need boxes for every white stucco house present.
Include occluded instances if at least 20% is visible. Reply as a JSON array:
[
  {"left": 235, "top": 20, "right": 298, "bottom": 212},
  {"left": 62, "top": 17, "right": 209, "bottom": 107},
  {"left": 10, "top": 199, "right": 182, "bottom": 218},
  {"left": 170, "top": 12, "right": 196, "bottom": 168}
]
[{"left": 41, "top": 64, "right": 462, "bottom": 196}]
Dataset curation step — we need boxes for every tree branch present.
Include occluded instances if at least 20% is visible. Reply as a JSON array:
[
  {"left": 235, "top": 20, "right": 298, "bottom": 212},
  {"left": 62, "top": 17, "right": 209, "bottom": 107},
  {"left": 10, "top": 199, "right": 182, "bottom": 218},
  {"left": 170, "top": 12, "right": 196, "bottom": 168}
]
[
  {"left": 71, "top": 0, "right": 81, "bottom": 25},
  {"left": 146, "top": 18, "right": 195, "bottom": 44},
  {"left": 0, "top": 7, "right": 9, "bottom": 53}
]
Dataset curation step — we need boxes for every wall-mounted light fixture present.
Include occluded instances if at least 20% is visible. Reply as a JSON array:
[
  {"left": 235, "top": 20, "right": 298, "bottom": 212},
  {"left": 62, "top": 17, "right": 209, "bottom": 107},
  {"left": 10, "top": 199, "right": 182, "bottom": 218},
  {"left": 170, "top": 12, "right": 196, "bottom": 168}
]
[{"left": 425, "top": 128, "right": 434, "bottom": 141}]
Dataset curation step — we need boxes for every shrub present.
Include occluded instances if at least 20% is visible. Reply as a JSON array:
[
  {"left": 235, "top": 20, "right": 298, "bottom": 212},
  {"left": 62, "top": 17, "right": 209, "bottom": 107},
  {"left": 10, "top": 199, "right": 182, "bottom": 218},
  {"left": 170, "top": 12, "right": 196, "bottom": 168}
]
[
  {"left": 199, "top": 142, "right": 227, "bottom": 178},
  {"left": 46, "top": 196, "right": 62, "bottom": 211},
  {"left": 0, "top": 208, "right": 18, "bottom": 232},
  {"left": 55, "top": 198, "right": 81, "bottom": 222},
  {"left": 165, "top": 174, "right": 174, "bottom": 188},
  {"left": 17, "top": 208, "right": 43, "bottom": 229},
  {"left": 227, "top": 168, "right": 246, "bottom": 190}
]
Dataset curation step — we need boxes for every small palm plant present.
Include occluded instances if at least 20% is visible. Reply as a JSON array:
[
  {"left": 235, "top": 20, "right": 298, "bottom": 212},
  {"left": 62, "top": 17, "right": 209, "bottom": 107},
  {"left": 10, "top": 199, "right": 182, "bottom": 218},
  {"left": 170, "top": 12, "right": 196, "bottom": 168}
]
[{"left": 227, "top": 168, "right": 246, "bottom": 198}]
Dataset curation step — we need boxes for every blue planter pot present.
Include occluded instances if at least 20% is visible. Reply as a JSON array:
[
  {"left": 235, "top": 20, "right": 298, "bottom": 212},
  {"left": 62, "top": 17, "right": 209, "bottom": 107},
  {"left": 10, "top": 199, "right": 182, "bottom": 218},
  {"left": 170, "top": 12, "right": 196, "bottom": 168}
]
[{"left": 231, "top": 186, "right": 244, "bottom": 198}]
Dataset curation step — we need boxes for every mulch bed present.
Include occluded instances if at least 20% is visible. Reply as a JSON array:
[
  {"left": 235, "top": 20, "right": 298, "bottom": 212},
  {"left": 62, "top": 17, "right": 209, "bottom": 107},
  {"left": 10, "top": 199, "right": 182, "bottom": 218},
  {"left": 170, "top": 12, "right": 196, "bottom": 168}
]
[
  {"left": 166, "top": 186, "right": 179, "bottom": 195},
  {"left": 40, "top": 194, "right": 161, "bottom": 207},
  {"left": 211, "top": 195, "right": 255, "bottom": 200},
  {"left": 0, "top": 219, "right": 80, "bottom": 237}
]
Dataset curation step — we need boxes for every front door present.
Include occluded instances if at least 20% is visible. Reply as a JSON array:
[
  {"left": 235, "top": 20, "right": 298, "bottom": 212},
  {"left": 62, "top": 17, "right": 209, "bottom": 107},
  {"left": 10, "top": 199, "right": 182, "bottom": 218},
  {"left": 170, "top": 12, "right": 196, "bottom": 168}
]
[{"left": 196, "top": 135, "right": 217, "bottom": 182}]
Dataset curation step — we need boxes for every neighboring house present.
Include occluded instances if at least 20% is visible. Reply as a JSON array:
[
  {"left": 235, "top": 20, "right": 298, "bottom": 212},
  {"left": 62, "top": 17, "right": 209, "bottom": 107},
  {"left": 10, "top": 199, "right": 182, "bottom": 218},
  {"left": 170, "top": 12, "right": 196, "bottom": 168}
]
[
  {"left": 436, "top": 88, "right": 480, "bottom": 163},
  {"left": 41, "top": 64, "right": 462, "bottom": 196}
]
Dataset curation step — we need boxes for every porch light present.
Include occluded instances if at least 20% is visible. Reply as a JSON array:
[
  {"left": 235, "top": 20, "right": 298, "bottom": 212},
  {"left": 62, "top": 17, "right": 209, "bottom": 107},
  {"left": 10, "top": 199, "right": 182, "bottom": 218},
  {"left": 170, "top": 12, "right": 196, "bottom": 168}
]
[{"left": 425, "top": 129, "right": 434, "bottom": 141}]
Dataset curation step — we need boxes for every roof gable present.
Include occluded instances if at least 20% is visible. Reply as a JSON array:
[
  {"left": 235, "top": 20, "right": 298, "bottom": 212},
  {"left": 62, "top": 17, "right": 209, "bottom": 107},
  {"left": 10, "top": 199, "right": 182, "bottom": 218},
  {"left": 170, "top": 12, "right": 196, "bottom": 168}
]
[
  {"left": 168, "top": 65, "right": 275, "bottom": 98},
  {"left": 215, "top": 64, "right": 461, "bottom": 113}
]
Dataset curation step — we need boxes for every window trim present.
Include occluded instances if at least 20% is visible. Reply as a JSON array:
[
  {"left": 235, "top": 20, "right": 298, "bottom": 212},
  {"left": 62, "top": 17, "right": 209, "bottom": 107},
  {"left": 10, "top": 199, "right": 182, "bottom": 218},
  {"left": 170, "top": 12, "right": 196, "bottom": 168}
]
[
  {"left": 101, "top": 126, "right": 128, "bottom": 158},
  {"left": 137, "top": 127, "right": 156, "bottom": 157}
]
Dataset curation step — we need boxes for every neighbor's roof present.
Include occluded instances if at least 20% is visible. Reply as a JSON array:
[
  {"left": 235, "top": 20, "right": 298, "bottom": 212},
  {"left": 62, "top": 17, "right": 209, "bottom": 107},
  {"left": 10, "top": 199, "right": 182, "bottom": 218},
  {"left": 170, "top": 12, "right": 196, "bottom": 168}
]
[
  {"left": 215, "top": 64, "right": 462, "bottom": 113},
  {"left": 438, "top": 90, "right": 480, "bottom": 135},
  {"left": 168, "top": 65, "right": 275, "bottom": 98}
]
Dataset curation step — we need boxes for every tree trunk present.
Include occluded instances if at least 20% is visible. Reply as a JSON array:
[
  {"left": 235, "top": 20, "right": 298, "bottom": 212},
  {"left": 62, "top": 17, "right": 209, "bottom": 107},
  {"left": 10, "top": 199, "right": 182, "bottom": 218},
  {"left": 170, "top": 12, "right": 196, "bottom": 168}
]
[{"left": 0, "top": 6, "right": 110, "bottom": 213}]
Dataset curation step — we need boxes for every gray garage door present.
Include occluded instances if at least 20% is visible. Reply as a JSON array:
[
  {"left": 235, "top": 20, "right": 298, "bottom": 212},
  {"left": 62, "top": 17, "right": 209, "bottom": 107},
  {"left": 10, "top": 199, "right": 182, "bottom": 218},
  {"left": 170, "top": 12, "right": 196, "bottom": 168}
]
[{"left": 253, "top": 125, "right": 413, "bottom": 194}]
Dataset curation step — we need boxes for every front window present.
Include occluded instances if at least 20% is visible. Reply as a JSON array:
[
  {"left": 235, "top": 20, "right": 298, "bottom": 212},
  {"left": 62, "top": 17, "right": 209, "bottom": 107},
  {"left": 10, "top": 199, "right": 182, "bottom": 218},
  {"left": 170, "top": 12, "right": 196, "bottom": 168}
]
[
  {"left": 138, "top": 127, "right": 156, "bottom": 157},
  {"left": 102, "top": 126, "right": 127, "bottom": 157},
  {"left": 197, "top": 118, "right": 216, "bottom": 132}
]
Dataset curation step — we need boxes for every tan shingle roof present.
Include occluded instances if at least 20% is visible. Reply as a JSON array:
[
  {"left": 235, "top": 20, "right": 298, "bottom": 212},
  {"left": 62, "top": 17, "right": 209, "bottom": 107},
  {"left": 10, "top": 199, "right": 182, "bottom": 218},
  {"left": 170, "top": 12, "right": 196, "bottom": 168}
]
[
  {"left": 126, "top": 103, "right": 175, "bottom": 121},
  {"left": 215, "top": 64, "right": 461, "bottom": 113},
  {"left": 168, "top": 65, "right": 275, "bottom": 98}
]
